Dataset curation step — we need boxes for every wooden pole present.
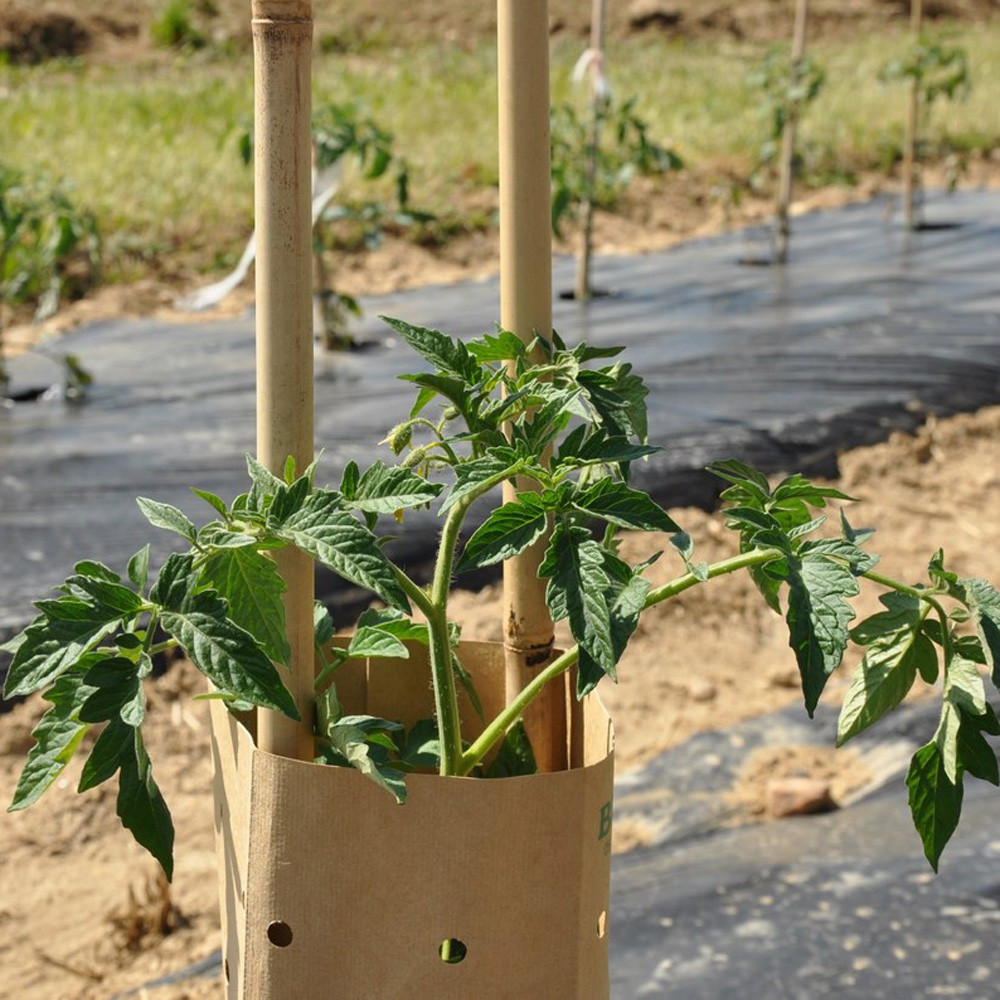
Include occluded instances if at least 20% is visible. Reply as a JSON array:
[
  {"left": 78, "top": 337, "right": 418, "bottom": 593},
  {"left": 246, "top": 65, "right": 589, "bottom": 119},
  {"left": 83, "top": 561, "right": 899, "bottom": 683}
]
[
  {"left": 497, "top": 0, "right": 566, "bottom": 772},
  {"left": 902, "top": 0, "right": 924, "bottom": 230},
  {"left": 774, "top": 0, "right": 809, "bottom": 264},
  {"left": 252, "top": 0, "right": 316, "bottom": 761},
  {"left": 575, "top": 0, "right": 608, "bottom": 302}
]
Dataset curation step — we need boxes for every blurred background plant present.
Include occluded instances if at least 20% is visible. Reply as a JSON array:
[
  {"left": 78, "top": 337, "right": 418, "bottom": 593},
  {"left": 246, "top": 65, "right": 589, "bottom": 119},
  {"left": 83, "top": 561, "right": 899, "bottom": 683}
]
[
  {"left": 0, "top": 164, "right": 99, "bottom": 396},
  {"left": 881, "top": 33, "right": 971, "bottom": 225},
  {"left": 746, "top": 44, "right": 826, "bottom": 196},
  {"left": 550, "top": 95, "right": 681, "bottom": 299},
  {"left": 238, "top": 101, "right": 434, "bottom": 350}
]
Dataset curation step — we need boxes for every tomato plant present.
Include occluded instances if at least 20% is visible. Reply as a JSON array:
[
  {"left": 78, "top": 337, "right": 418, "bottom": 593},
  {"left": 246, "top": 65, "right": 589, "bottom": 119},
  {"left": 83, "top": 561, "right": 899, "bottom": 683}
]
[{"left": 5, "top": 320, "right": 998, "bottom": 878}]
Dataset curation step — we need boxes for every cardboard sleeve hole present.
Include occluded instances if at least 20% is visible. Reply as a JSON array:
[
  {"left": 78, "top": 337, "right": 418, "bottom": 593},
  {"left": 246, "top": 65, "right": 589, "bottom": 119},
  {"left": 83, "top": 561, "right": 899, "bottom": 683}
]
[
  {"left": 267, "top": 921, "right": 294, "bottom": 948},
  {"left": 439, "top": 938, "right": 468, "bottom": 964}
]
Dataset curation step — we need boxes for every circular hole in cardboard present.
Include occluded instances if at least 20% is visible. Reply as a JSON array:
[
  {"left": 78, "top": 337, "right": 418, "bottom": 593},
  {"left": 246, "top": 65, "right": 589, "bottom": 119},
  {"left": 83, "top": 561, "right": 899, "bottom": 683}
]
[
  {"left": 597, "top": 911, "right": 608, "bottom": 939},
  {"left": 267, "top": 921, "right": 294, "bottom": 948},
  {"left": 439, "top": 938, "right": 467, "bottom": 964}
]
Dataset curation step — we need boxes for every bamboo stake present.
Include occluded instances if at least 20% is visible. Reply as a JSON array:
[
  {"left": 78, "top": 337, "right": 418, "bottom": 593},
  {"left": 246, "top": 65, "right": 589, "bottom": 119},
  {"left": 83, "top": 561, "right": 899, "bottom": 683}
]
[
  {"left": 902, "top": 0, "right": 924, "bottom": 230},
  {"left": 575, "top": 0, "right": 608, "bottom": 302},
  {"left": 497, "top": 0, "right": 566, "bottom": 772},
  {"left": 252, "top": 0, "right": 316, "bottom": 761},
  {"left": 774, "top": 0, "right": 809, "bottom": 264}
]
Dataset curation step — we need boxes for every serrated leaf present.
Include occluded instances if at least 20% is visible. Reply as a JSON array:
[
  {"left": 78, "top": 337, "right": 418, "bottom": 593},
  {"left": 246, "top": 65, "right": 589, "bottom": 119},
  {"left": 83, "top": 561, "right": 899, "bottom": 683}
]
[
  {"left": 321, "top": 721, "right": 407, "bottom": 803},
  {"left": 73, "top": 560, "right": 121, "bottom": 583},
  {"left": 3, "top": 608, "right": 121, "bottom": 699},
  {"left": 348, "top": 462, "right": 442, "bottom": 514},
  {"left": 63, "top": 575, "right": 144, "bottom": 616},
  {"left": 159, "top": 604, "right": 299, "bottom": 719},
  {"left": 576, "top": 363, "right": 648, "bottom": 442},
  {"left": 837, "top": 594, "right": 932, "bottom": 745},
  {"left": 467, "top": 329, "right": 528, "bottom": 363},
  {"left": 959, "top": 577, "right": 1000, "bottom": 690},
  {"left": 783, "top": 543, "right": 860, "bottom": 716},
  {"left": 541, "top": 522, "right": 615, "bottom": 692},
  {"left": 556, "top": 429, "right": 658, "bottom": 467},
  {"left": 573, "top": 479, "right": 679, "bottom": 533},
  {"left": 79, "top": 657, "right": 142, "bottom": 725},
  {"left": 945, "top": 655, "right": 988, "bottom": 717},
  {"left": 127, "top": 545, "right": 151, "bottom": 592},
  {"left": 201, "top": 547, "right": 290, "bottom": 665},
  {"left": 440, "top": 449, "right": 519, "bottom": 514},
  {"left": 191, "top": 488, "right": 229, "bottom": 518},
  {"left": 398, "top": 718, "right": 442, "bottom": 771},
  {"left": 314, "top": 601, "right": 336, "bottom": 647},
  {"left": 381, "top": 316, "right": 481, "bottom": 382},
  {"left": 346, "top": 627, "right": 410, "bottom": 660},
  {"left": 906, "top": 741, "right": 963, "bottom": 872},
  {"left": 136, "top": 497, "right": 197, "bottom": 542},
  {"left": 483, "top": 720, "right": 538, "bottom": 778},
  {"left": 267, "top": 476, "right": 313, "bottom": 526},
  {"left": 117, "top": 730, "right": 174, "bottom": 879},
  {"left": 149, "top": 553, "right": 198, "bottom": 613},
  {"left": 275, "top": 496, "right": 409, "bottom": 612},
  {"left": 9, "top": 670, "right": 94, "bottom": 810},
  {"left": 456, "top": 495, "right": 548, "bottom": 572},
  {"left": 956, "top": 708, "right": 1000, "bottom": 786},
  {"left": 78, "top": 717, "right": 134, "bottom": 792},
  {"left": 245, "top": 454, "right": 284, "bottom": 500}
]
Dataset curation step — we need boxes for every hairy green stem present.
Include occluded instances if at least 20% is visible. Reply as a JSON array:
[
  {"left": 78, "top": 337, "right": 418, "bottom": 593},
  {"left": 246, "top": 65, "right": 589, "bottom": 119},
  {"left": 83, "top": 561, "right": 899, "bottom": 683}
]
[
  {"left": 428, "top": 463, "right": 524, "bottom": 774},
  {"left": 459, "top": 546, "right": 785, "bottom": 774}
]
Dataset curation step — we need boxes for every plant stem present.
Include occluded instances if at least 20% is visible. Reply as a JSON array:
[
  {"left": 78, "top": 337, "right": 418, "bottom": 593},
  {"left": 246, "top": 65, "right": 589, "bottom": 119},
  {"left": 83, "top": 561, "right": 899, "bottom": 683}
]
[{"left": 459, "top": 545, "right": 784, "bottom": 774}]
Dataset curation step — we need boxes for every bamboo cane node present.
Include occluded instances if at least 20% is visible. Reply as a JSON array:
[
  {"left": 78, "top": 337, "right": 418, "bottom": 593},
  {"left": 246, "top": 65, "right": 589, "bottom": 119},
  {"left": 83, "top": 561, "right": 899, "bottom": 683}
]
[{"left": 502, "top": 640, "right": 554, "bottom": 670}]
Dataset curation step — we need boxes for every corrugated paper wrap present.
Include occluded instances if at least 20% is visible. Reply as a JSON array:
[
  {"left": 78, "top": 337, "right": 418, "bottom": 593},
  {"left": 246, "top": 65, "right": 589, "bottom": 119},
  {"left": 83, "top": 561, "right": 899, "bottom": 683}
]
[{"left": 209, "top": 640, "right": 615, "bottom": 999}]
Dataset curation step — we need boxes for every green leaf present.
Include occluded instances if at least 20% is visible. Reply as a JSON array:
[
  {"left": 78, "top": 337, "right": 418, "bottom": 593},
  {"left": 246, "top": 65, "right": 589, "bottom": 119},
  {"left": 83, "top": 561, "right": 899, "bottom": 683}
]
[
  {"left": 483, "top": 720, "right": 538, "bottom": 778},
  {"left": 573, "top": 479, "right": 680, "bottom": 533},
  {"left": 945, "top": 655, "right": 988, "bottom": 717},
  {"left": 79, "top": 657, "right": 143, "bottom": 725},
  {"left": 556, "top": 428, "right": 658, "bottom": 467},
  {"left": 314, "top": 601, "right": 336, "bottom": 647},
  {"left": 467, "top": 329, "right": 528, "bottom": 363},
  {"left": 906, "top": 741, "right": 963, "bottom": 872},
  {"left": 956, "top": 708, "right": 1000, "bottom": 786},
  {"left": 321, "top": 721, "right": 407, "bottom": 803},
  {"left": 201, "top": 547, "right": 290, "bottom": 665},
  {"left": 267, "top": 475, "right": 314, "bottom": 526},
  {"left": 62, "top": 575, "right": 144, "bottom": 616},
  {"left": 783, "top": 541, "right": 860, "bottom": 716},
  {"left": 149, "top": 553, "right": 198, "bottom": 612},
  {"left": 127, "top": 545, "right": 151, "bottom": 592},
  {"left": 456, "top": 495, "right": 548, "bottom": 572},
  {"left": 73, "top": 560, "right": 121, "bottom": 583},
  {"left": 191, "top": 488, "right": 229, "bottom": 518},
  {"left": 959, "top": 577, "right": 1000, "bottom": 689},
  {"left": 348, "top": 462, "right": 442, "bottom": 514},
  {"left": 440, "top": 448, "right": 519, "bottom": 514},
  {"left": 197, "top": 524, "right": 257, "bottom": 549},
  {"left": 346, "top": 627, "right": 410, "bottom": 660},
  {"left": 245, "top": 454, "right": 284, "bottom": 501},
  {"left": 136, "top": 497, "right": 197, "bottom": 542},
  {"left": 117, "top": 729, "right": 175, "bottom": 879},
  {"left": 3, "top": 608, "right": 121, "bottom": 699},
  {"left": 275, "top": 494, "right": 410, "bottom": 612},
  {"left": 9, "top": 670, "right": 94, "bottom": 810},
  {"left": 576, "top": 363, "right": 649, "bottom": 442},
  {"left": 78, "top": 717, "right": 134, "bottom": 792},
  {"left": 541, "top": 522, "right": 616, "bottom": 692},
  {"left": 397, "top": 718, "right": 441, "bottom": 771},
  {"left": 837, "top": 594, "right": 933, "bottom": 745},
  {"left": 381, "top": 316, "right": 481, "bottom": 383},
  {"left": 159, "top": 600, "right": 300, "bottom": 720}
]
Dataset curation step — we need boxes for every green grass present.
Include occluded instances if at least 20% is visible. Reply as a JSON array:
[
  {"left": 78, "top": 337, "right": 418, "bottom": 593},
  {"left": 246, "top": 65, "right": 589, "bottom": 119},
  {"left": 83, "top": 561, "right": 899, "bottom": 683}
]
[{"left": 2, "top": 20, "right": 998, "bottom": 285}]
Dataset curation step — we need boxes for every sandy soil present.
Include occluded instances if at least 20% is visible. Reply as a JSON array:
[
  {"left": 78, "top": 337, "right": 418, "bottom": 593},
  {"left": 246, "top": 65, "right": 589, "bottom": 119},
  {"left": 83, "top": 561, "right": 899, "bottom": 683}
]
[{"left": 2, "top": 404, "right": 999, "bottom": 998}]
